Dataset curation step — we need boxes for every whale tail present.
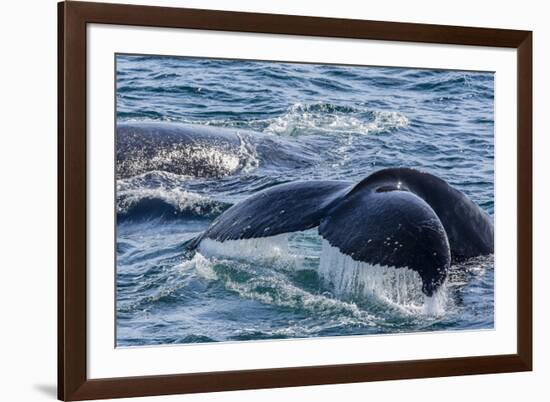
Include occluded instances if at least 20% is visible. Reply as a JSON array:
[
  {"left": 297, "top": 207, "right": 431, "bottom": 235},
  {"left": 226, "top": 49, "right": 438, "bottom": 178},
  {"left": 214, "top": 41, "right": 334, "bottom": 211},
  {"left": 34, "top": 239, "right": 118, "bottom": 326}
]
[
  {"left": 197, "top": 168, "right": 493, "bottom": 296},
  {"left": 183, "top": 235, "right": 202, "bottom": 251}
]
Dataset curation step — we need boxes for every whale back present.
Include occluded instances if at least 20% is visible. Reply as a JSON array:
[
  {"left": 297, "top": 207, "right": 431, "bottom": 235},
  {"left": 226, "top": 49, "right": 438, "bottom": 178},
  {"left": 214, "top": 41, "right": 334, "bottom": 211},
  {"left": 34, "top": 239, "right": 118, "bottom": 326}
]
[
  {"left": 117, "top": 122, "right": 318, "bottom": 179},
  {"left": 116, "top": 122, "right": 246, "bottom": 179}
]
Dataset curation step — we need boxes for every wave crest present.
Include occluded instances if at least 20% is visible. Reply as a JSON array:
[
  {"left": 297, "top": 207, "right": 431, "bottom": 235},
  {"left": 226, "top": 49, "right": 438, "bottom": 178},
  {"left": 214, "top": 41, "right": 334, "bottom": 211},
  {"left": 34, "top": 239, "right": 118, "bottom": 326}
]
[{"left": 117, "top": 173, "right": 230, "bottom": 220}]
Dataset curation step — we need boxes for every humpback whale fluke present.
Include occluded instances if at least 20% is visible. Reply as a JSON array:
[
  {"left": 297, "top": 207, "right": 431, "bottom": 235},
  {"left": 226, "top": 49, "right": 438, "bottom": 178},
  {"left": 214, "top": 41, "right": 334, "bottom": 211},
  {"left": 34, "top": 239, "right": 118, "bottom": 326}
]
[{"left": 194, "top": 168, "right": 494, "bottom": 297}]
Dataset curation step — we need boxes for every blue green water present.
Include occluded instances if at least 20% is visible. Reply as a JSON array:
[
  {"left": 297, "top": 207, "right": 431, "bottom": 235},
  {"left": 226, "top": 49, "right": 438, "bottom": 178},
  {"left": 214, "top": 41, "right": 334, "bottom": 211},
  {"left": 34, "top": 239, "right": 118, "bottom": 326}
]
[{"left": 116, "top": 55, "right": 494, "bottom": 346}]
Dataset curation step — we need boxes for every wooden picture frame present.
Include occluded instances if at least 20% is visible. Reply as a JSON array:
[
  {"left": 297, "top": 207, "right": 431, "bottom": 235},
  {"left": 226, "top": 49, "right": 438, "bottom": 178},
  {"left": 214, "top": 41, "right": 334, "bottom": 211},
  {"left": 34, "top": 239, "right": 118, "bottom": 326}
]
[{"left": 58, "top": 1, "right": 532, "bottom": 400}]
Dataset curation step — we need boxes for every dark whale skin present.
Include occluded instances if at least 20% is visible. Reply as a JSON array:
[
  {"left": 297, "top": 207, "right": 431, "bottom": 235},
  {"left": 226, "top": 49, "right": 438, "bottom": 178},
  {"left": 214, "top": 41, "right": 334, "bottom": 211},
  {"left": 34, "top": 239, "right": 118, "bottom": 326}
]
[
  {"left": 116, "top": 122, "right": 317, "bottom": 179},
  {"left": 319, "top": 184, "right": 450, "bottom": 296},
  {"left": 355, "top": 168, "right": 494, "bottom": 260}
]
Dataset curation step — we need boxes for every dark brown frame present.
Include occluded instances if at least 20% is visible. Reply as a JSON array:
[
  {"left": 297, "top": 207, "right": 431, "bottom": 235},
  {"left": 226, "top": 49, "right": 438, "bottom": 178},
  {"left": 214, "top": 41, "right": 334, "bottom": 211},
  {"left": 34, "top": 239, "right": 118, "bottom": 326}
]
[{"left": 58, "top": 1, "right": 532, "bottom": 400}]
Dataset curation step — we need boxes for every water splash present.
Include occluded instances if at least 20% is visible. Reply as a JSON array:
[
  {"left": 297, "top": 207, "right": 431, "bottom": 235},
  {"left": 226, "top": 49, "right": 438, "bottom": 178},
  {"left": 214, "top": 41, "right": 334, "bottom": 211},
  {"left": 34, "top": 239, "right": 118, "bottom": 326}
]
[
  {"left": 422, "top": 286, "right": 448, "bottom": 316},
  {"left": 198, "top": 235, "right": 291, "bottom": 262},
  {"left": 222, "top": 272, "right": 376, "bottom": 323},
  {"left": 263, "top": 103, "right": 409, "bottom": 137},
  {"left": 190, "top": 250, "right": 377, "bottom": 325},
  {"left": 318, "top": 239, "right": 446, "bottom": 314},
  {"left": 199, "top": 235, "right": 447, "bottom": 316},
  {"left": 235, "top": 132, "right": 260, "bottom": 173}
]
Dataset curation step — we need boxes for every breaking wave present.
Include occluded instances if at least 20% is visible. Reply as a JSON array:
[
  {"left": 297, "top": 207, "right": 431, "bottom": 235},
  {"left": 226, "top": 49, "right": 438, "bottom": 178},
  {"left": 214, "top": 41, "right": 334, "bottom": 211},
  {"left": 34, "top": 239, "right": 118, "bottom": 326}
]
[
  {"left": 117, "top": 188, "right": 229, "bottom": 220},
  {"left": 117, "top": 171, "right": 230, "bottom": 220}
]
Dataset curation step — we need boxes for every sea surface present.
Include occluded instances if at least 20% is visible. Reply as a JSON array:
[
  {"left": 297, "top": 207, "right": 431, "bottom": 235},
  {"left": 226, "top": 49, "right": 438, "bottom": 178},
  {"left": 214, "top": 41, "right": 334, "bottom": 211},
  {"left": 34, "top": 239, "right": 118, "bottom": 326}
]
[{"left": 115, "top": 55, "right": 494, "bottom": 347}]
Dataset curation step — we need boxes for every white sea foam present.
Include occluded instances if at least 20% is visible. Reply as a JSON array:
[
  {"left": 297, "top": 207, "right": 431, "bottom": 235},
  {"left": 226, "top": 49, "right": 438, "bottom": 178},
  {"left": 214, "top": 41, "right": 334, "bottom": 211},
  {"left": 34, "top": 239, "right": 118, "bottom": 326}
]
[
  {"left": 235, "top": 132, "right": 260, "bottom": 173},
  {"left": 263, "top": 103, "right": 409, "bottom": 136},
  {"left": 222, "top": 274, "right": 376, "bottom": 323},
  {"left": 191, "top": 248, "right": 376, "bottom": 324},
  {"left": 164, "top": 103, "right": 409, "bottom": 137},
  {"left": 190, "top": 252, "right": 219, "bottom": 281}
]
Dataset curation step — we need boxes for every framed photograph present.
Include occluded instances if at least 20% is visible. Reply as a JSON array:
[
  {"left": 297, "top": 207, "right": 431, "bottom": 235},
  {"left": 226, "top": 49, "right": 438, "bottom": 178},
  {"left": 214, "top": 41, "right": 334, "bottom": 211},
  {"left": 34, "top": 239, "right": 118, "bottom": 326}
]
[{"left": 58, "top": 1, "right": 532, "bottom": 400}]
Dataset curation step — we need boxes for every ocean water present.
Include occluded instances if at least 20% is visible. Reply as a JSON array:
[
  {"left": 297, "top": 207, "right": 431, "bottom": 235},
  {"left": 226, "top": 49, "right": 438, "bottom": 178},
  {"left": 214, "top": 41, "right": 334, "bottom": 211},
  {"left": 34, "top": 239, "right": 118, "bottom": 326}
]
[{"left": 115, "top": 55, "right": 494, "bottom": 347}]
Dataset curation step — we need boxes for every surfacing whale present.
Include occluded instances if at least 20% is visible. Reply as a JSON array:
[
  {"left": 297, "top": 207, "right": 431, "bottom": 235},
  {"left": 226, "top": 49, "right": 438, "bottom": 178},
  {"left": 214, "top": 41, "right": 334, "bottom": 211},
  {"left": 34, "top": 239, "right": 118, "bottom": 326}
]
[
  {"left": 192, "top": 168, "right": 493, "bottom": 297},
  {"left": 116, "top": 121, "right": 317, "bottom": 179}
]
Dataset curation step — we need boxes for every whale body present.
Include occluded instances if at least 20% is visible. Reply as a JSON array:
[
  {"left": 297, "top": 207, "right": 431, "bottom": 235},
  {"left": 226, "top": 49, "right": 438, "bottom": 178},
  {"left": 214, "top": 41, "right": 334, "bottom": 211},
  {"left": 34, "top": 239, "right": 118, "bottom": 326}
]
[
  {"left": 116, "top": 121, "right": 317, "bottom": 179},
  {"left": 193, "top": 168, "right": 494, "bottom": 296}
]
